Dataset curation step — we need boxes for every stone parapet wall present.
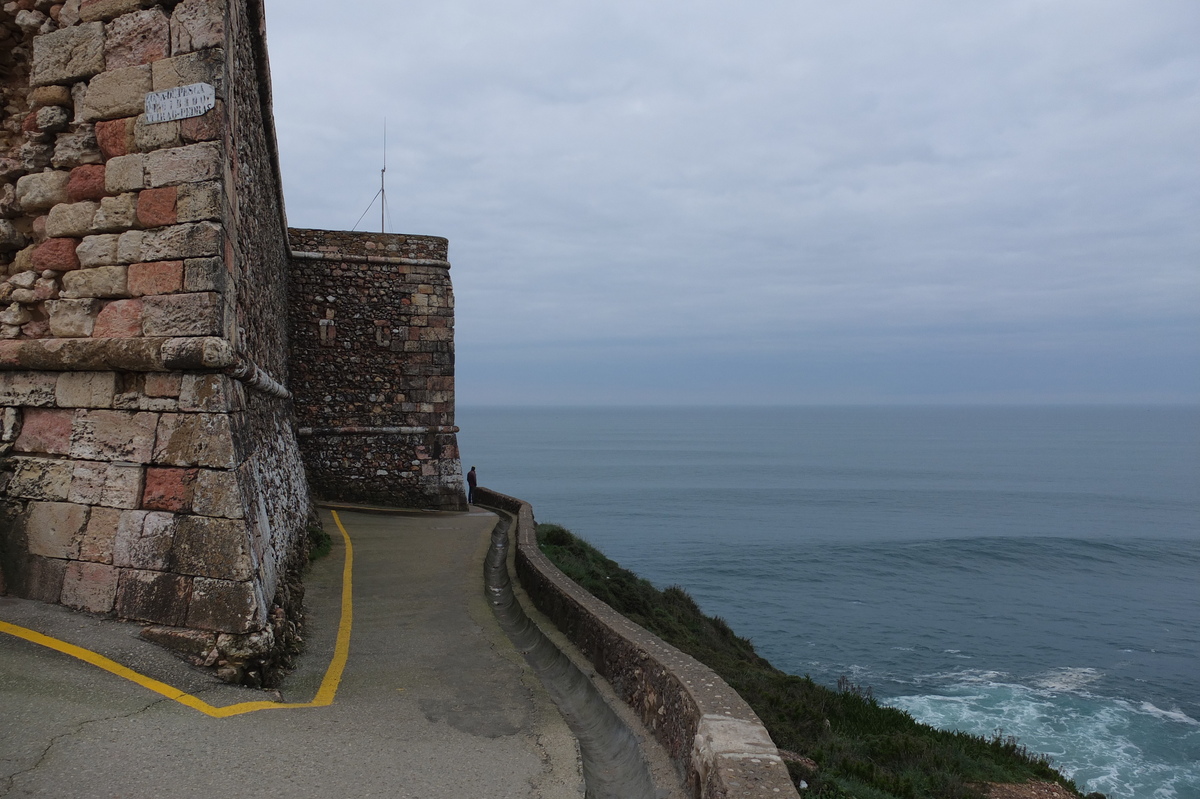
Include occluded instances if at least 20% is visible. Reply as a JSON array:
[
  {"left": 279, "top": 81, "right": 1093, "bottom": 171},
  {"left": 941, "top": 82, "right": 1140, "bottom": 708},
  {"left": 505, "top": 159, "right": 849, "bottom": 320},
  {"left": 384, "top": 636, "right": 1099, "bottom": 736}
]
[
  {"left": 288, "top": 228, "right": 465, "bottom": 510},
  {"left": 0, "top": 0, "right": 311, "bottom": 679},
  {"left": 476, "top": 487, "right": 800, "bottom": 799}
]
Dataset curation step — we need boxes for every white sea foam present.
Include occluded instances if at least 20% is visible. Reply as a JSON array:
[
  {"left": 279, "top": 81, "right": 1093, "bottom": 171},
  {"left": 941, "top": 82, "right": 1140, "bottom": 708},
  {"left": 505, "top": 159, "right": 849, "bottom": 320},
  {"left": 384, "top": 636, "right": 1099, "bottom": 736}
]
[
  {"left": 1031, "top": 666, "right": 1104, "bottom": 693},
  {"left": 1135, "top": 702, "right": 1199, "bottom": 726}
]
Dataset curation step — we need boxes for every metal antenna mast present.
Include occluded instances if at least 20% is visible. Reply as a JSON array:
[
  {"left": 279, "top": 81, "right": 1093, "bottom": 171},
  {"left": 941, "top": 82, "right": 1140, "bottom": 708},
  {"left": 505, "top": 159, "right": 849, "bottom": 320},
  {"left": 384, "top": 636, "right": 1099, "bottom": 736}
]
[{"left": 380, "top": 119, "right": 387, "bottom": 233}]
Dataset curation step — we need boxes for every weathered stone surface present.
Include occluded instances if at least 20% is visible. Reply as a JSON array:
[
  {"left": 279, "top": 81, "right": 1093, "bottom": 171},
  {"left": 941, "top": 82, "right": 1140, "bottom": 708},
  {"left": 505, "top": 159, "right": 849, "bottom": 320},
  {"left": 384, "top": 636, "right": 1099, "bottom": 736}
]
[
  {"left": 52, "top": 126, "right": 105, "bottom": 169},
  {"left": 192, "top": 468, "right": 243, "bottom": 519},
  {"left": 170, "top": 0, "right": 225, "bottom": 55},
  {"left": 182, "top": 255, "right": 224, "bottom": 292},
  {"left": 152, "top": 412, "right": 234, "bottom": 468},
  {"left": 31, "top": 85, "right": 75, "bottom": 109},
  {"left": 136, "top": 186, "right": 176, "bottom": 227},
  {"left": 61, "top": 560, "right": 119, "bottom": 613},
  {"left": 178, "top": 372, "right": 229, "bottom": 412},
  {"left": 139, "top": 624, "right": 215, "bottom": 656},
  {"left": 76, "top": 233, "right": 120, "bottom": 267},
  {"left": 151, "top": 48, "right": 223, "bottom": 93},
  {"left": 78, "top": 505, "right": 122, "bottom": 563},
  {"left": 95, "top": 116, "right": 136, "bottom": 159},
  {"left": 35, "top": 106, "right": 73, "bottom": 135},
  {"left": 67, "top": 164, "right": 108, "bottom": 202},
  {"left": 140, "top": 222, "right": 221, "bottom": 261},
  {"left": 0, "top": 372, "right": 59, "bottom": 406},
  {"left": 46, "top": 297, "right": 101, "bottom": 336},
  {"left": 68, "top": 460, "right": 143, "bottom": 508},
  {"left": 144, "top": 372, "right": 181, "bottom": 398},
  {"left": 115, "top": 567, "right": 190, "bottom": 626},
  {"left": 104, "top": 7, "right": 169, "bottom": 69},
  {"left": 27, "top": 500, "right": 89, "bottom": 558},
  {"left": 92, "top": 298, "right": 144, "bottom": 337},
  {"left": 180, "top": 105, "right": 221, "bottom": 144},
  {"left": 113, "top": 509, "right": 172, "bottom": 569},
  {"left": 81, "top": 64, "right": 153, "bottom": 121},
  {"left": 0, "top": 303, "right": 32, "bottom": 326},
  {"left": 61, "top": 264, "right": 128, "bottom": 298},
  {"left": 128, "top": 260, "right": 182, "bottom": 296},
  {"left": 79, "top": 0, "right": 154, "bottom": 24},
  {"left": 13, "top": 408, "right": 74, "bottom": 454},
  {"left": 145, "top": 142, "right": 221, "bottom": 188},
  {"left": 175, "top": 181, "right": 220, "bottom": 222},
  {"left": 46, "top": 200, "right": 99, "bottom": 238},
  {"left": 169, "top": 515, "right": 250, "bottom": 580},
  {"left": 141, "top": 465, "right": 196, "bottom": 511},
  {"left": 91, "top": 192, "right": 138, "bottom": 232},
  {"left": 9, "top": 556, "right": 67, "bottom": 603},
  {"left": 133, "top": 113, "right": 182, "bottom": 153},
  {"left": 0, "top": 221, "right": 26, "bottom": 253},
  {"left": 187, "top": 577, "right": 260, "bottom": 634},
  {"left": 55, "top": 371, "right": 117, "bottom": 407},
  {"left": 105, "top": 152, "right": 146, "bottom": 193},
  {"left": 31, "top": 237, "right": 82, "bottom": 272},
  {"left": 31, "top": 22, "right": 106, "bottom": 86},
  {"left": 16, "top": 170, "right": 70, "bottom": 212},
  {"left": 6, "top": 456, "right": 74, "bottom": 500},
  {"left": 117, "top": 229, "right": 145, "bottom": 262},
  {"left": 141, "top": 291, "right": 220, "bottom": 336},
  {"left": 69, "top": 408, "right": 157, "bottom": 462}
]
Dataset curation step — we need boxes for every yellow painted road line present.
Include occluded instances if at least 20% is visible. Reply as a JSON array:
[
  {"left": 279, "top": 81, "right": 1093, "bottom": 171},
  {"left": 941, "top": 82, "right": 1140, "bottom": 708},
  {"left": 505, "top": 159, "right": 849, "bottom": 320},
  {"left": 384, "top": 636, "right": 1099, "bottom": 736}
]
[{"left": 0, "top": 510, "right": 355, "bottom": 719}]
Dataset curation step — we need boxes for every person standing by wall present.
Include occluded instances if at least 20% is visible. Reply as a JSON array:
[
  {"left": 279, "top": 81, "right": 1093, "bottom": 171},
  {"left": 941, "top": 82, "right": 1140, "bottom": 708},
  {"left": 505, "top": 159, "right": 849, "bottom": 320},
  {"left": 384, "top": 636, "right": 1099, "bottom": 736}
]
[{"left": 467, "top": 466, "right": 477, "bottom": 505}]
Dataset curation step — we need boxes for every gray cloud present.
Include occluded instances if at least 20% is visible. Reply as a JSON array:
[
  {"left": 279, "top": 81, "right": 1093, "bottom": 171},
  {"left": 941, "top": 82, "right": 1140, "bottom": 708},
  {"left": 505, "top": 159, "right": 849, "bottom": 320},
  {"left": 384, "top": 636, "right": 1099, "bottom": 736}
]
[{"left": 265, "top": 0, "right": 1199, "bottom": 404}]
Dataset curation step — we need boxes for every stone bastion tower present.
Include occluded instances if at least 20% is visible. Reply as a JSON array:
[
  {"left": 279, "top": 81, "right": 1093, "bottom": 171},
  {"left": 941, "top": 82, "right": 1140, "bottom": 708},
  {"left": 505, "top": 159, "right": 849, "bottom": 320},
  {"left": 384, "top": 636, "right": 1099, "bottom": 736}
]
[{"left": 0, "top": 0, "right": 465, "bottom": 679}]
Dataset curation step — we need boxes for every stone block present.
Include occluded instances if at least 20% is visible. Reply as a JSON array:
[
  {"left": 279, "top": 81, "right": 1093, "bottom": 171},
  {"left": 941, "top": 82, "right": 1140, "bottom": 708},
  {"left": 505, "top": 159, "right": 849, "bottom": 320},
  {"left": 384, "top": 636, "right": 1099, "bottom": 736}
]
[
  {"left": 191, "top": 468, "right": 243, "bottom": 518},
  {"left": 26, "top": 500, "right": 89, "bottom": 558},
  {"left": 46, "top": 200, "right": 99, "bottom": 238},
  {"left": 187, "top": 577, "right": 259, "bottom": 634},
  {"left": 152, "top": 48, "right": 223, "bottom": 93},
  {"left": 11, "top": 556, "right": 67, "bottom": 603},
  {"left": 104, "top": 152, "right": 146, "bottom": 194},
  {"left": 182, "top": 256, "right": 224, "bottom": 292},
  {"left": 134, "top": 113, "right": 183, "bottom": 153},
  {"left": 117, "top": 229, "right": 145, "bottom": 262},
  {"left": 113, "top": 509, "right": 172, "bottom": 569},
  {"left": 180, "top": 105, "right": 221, "bottom": 144},
  {"left": 144, "top": 372, "right": 181, "bottom": 397},
  {"left": 16, "top": 170, "right": 70, "bottom": 212},
  {"left": 91, "top": 193, "right": 138, "bottom": 233},
  {"left": 55, "top": 371, "right": 117, "bottom": 408},
  {"left": 61, "top": 561, "right": 119, "bottom": 613},
  {"left": 169, "top": 513, "right": 250, "bottom": 575},
  {"left": 141, "top": 466, "right": 196, "bottom": 511},
  {"left": 2, "top": 407, "right": 20, "bottom": 443},
  {"left": 14, "top": 408, "right": 74, "bottom": 454},
  {"left": 78, "top": 505, "right": 122, "bottom": 563},
  {"left": 104, "top": 8, "right": 169, "bottom": 69},
  {"left": 80, "top": 0, "right": 154, "bottom": 24},
  {"left": 152, "top": 412, "right": 234, "bottom": 468},
  {"left": 0, "top": 303, "right": 32, "bottom": 326},
  {"left": 6, "top": 457, "right": 74, "bottom": 500},
  {"left": 76, "top": 233, "right": 121, "bottom": 267},
  {"left": 136, "top": 186, "right": 177, "bottom": 228},
  {"left": 115, "top": 568, "right": 191, "bottom": 626},
  {"left": 145, "top": 143, "right": 221, "bottom": 188},
  {"left": 69, "top": 408, "right": 157, "bottom": 462},
  {"left": 30, "top": 22, "right": 106, "bottom": 86},
  {"left": 52, "top": 127, "right": 105, "bottom": 170},
  {"left": 46, "top": 298, "right": 101, "bottom": 336},
  {"left": 0, "top": 221, "right": 25, "bottom": 253},
  {"left": 67, "top": 164, "right": 108, "bottom": 202},
  {"left": 0, "top": 372, "right": 59, "bottom": 406},
  {"left": 128, "top": 260, "right": 182, "bottom": 296},
  {"left": 140, "top": 222, "right": 221, "bottom": 262},
  {"left": 61, "top": 264, "right": 128, "bottom": 298},
  {"left": 170, "top": 0, "right": 225, "bottom": 55},
  {"left": 31, "top": 86, "right": 74, "bottom": 109},
  {"left": 81, "top": 64, "right": 153, "bottom": 122},
  {"left": 95, "top": 116, "right": 136, "bottom": 159},
  {"left": 141, "top": 291, "right": 220, "bottom": 336},
  {"left": 175, "top": 181, "right": 220, "bottom": 222},
  {"left": 68, "top": 460, "right": 142, "bottom": 508},
  {"left": 31, "top": 237, "right": 82, "bottom": 272},
  {"left": 178, "top": 372, "right": 229, "bottom": 412},
  {"left": 92, "top": 298, "right": 143, "bottom": 337}
]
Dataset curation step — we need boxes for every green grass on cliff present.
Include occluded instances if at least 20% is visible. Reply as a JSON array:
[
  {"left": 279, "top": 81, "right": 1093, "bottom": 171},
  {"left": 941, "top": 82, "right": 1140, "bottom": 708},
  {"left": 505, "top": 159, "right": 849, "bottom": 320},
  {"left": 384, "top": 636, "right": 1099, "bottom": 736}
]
[{"left": 536, "top": 523, "right": 1083, "bottom": 799}]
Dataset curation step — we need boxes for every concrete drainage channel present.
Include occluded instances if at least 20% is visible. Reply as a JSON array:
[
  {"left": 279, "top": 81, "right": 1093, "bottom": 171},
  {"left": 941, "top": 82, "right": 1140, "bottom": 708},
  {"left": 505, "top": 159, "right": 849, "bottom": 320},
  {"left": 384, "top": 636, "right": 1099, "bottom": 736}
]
[{"left": 484, "top": 514, "right": 659, "bottom": 799}]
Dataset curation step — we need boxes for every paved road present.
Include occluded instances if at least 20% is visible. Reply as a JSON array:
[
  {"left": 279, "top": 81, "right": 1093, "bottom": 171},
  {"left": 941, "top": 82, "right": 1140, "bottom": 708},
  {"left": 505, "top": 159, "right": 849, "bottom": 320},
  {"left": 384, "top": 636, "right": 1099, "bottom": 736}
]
[{"left": 0, "top": 507, "right": 583, "bottom": 798}]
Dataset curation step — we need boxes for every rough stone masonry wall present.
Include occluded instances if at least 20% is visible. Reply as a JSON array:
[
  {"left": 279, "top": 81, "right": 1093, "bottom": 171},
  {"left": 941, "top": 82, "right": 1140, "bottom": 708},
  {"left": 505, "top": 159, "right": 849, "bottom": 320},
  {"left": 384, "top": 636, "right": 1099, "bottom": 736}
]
[
  {"left": 0, "top": 0, "right": 310, "bottom": 680},
  {"left": 288, "top": 228, "right": 465, "bottom": 511}
]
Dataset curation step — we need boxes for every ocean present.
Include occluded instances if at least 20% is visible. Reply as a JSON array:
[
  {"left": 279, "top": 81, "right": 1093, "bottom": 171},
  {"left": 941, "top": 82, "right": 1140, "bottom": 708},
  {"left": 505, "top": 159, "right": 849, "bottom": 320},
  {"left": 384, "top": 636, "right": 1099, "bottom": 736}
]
[{"left": 456, "top": 406, "right": 1200, "bottom": 799}]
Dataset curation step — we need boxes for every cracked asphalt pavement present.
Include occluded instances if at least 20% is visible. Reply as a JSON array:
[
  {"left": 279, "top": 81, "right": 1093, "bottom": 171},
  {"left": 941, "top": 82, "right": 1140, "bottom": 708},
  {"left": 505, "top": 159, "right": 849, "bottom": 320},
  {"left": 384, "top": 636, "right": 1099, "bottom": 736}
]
[{"left": 0, "top": 508, "right": 583, "bottom": 798}]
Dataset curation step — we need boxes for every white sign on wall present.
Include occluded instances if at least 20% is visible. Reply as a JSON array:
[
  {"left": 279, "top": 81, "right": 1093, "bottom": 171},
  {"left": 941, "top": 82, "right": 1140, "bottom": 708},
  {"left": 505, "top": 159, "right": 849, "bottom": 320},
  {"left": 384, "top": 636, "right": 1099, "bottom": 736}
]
[{"left": 144, "top": 82, "right": 216, "bottom": 124}]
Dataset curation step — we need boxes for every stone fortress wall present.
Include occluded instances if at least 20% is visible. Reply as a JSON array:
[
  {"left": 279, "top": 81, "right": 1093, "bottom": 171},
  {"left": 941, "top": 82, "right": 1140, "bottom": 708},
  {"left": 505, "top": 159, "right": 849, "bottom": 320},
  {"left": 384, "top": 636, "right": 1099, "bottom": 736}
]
[
  {"left": 0, "top": 0, "right": 464, "bottom": 679},
  {"left": 288, "top": 228, "right": 465, "bottom": 511}
]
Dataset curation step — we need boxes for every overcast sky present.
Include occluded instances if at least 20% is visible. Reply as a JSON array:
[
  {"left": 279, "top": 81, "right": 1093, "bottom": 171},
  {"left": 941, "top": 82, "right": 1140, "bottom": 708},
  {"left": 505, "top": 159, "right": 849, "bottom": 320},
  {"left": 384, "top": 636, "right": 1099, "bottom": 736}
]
[{"left": 263, "top": 0, "right": 1199, "bottom": 405}]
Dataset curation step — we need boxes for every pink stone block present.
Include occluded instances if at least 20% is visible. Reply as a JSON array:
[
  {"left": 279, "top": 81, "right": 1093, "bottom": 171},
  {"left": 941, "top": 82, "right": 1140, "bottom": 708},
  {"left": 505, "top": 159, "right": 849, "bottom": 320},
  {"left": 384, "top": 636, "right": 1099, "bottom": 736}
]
[
  {"left": 128, "top": 260, "right": 183, "bottom": 297},
  {"left": 136, "top": 186, "right": 177, "bottom": 228},
  {"left": 104, "top": 8, "right": 170, "bottom": 69},
  {"left": 14, "top": 408, "right": 75, "bottom": 455},
  {"left": 95, "top": 117, "right": 136, "bottom": 159},
  {"left": 79, "top": 506, "right": 122, "bottom": 564},
  {"left": 61, "top": 561, "right": 119, "bottom": 613},
  {"left": 67, "top": 164, "right": 108, "bottom": 202},
  {"left": 141, "top": 466, "right": 196, "bottom": 512},
  {"left": 92, "top": 298, "right": 144, "bottom": 337},
  {"left": 31, "top": 237, "right": 82, "bottom": 272},
  {"left": 144, "top": 372, "right": 182, "bottom": 398}
]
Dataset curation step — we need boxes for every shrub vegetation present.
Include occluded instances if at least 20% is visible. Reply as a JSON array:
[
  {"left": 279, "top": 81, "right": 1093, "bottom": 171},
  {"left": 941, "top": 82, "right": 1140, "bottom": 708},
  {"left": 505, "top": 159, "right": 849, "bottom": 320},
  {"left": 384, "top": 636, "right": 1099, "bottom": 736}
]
[{"left": 536, "top": 522, "right": 1082, "bottom": 799}]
